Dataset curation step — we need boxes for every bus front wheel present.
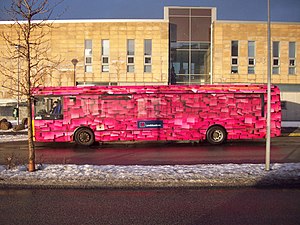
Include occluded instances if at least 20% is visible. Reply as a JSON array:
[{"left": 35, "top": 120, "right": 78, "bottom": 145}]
[
  {"left": 74, "top": 128, "right": 95, "bottom": 146},
  {"left": 206, "top": 126, "right": 227, "bottom": 145}
]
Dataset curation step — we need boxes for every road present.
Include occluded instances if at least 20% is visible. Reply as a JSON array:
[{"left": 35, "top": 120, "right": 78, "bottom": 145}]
[
  {"left": 1, "top": 137, "right": 300, "bottom": 165},
  {"left": 0, "top": 187, "right": 299, "bottom": 225},
  {"left": 0, "top": 137, "right": 299, "bottom": 165}
]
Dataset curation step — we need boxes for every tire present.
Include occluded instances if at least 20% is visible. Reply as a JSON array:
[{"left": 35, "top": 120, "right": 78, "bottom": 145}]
[
  {"left": 206, "top": 126, "right": 227, "bottom": 145},
  {"left": 74, "top": 128, "right": 95, "bottom": 146}
]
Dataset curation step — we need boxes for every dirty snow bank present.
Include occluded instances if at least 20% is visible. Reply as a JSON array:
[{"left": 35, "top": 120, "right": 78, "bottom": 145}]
[
  {"left": 1, "top": 163, "right": 299, "bottom": 188},
  {"left": 0, "top": 134, "right": 27, "bottom": 142}
]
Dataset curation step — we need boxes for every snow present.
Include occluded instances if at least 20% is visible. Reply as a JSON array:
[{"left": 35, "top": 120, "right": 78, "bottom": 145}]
[
  {"left": 0, "top": 163, "right": 299, "bottom": 188},
  {"left": 0, "top": 119, "right": 28, "bottom": 142},
  {"left": 0, "top": 134, "right": 28, "bottom": 142},
  {"left": 0, "top": 132, "right": 299, "bottom": 188}
]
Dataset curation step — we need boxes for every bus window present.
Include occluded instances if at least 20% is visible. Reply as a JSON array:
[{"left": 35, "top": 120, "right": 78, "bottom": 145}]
[{"left": 34, "top": 96, "right": 63, "bottom": 120}]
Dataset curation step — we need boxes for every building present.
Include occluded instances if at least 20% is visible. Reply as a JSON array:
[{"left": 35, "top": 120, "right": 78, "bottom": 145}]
[{"left": 0, "top": 6, "right": 299, "bottom": 121}]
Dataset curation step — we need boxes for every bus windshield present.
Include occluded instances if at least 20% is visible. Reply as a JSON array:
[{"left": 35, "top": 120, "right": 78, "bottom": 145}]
[{"left": 34, "top": 96, "right": 63, "bottom": 120}]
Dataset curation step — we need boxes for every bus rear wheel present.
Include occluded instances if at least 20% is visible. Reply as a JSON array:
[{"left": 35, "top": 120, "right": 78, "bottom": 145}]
[
  {"left": 206, "top": 126, "right": 227, "bottom": 145},
  {"left": 74, "top": 128, "right": 95, "bottom": 146}
]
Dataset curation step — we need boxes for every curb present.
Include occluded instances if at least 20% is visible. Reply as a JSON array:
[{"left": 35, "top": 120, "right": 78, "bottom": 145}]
[
  {"left": 0, "top": 178, "right": 299, "bottom": 189},
  {"left": 0, "top": 131, "right": 27, "bottom": 135},
  {"left": 281, "top": 133, "right": 300, "bottom": 137}
]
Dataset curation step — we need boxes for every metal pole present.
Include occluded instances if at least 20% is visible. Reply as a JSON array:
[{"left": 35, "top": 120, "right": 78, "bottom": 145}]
[
  {"left": 265, "top": 0, "right": 271, "bottom": 171},
  {"left": 15, "top": 45, "right": 20, "bottom": 125},
  {"left": 17, "top": 53, "right": 20, "bottom": 125},
  {"left": 73, "top": 64, "right": 76, "bottom": 86},
  {"left": 210, "top": 22, "right": 213, "bottom": 85}
]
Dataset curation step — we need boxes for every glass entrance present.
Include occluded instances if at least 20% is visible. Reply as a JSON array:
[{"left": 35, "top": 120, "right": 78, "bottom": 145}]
[{"left": 167, "top": 7, "right": 214, "bottom": 85}]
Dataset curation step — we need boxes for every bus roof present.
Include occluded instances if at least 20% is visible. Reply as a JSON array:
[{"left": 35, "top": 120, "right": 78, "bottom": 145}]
[{"left": 31, "top": 84, "right": 278, "bottom": 96}]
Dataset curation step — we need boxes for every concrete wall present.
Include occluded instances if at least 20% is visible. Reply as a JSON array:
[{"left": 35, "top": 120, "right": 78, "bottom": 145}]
[{"left": 278, "top": 84, "right": 300, "bottom": 121}]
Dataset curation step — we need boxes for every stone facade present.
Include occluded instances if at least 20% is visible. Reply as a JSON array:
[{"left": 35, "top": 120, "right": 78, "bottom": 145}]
[
  {"left": 0, "top": 19, "right": 169, "bottom": 100},
  {"left": 213, "top": 21, "right": 300, "bottom": 84}
]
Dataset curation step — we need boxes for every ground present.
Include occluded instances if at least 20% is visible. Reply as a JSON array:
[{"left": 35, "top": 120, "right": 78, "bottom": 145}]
[{"left": 0, "top": 126, "right": 300, "bottom": 188}]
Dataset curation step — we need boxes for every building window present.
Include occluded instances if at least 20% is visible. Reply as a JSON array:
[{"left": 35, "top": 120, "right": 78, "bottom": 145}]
[
  {"left": 144, "top": 39, "right": 152, "bottom": 73},
  {"left": 289, "top": 42, "right": 296, "bottom": 75},
  {"left": 102, "top": 40, "right": 110, "bottom": 72},
  {"left": 127, "top": 39, "right": 135, "bottom": 72},
  {"left": 231, "top": 41, "right": 238, "bottom": 74},
  {"left": 84, "top": 40, "right": 92, "bottom": 72},
  {"left": 248, "top": 41, "right": 255, "bottom": 74},
  {"left": 272, "top": 41, "right": 280, "bottom": 75}
]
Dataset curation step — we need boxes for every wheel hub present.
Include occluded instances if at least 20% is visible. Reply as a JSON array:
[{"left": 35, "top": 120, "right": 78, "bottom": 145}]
[
  {"left": 79, "top": 132, "right": 90, "bottom": 143},
  {"left": 212, "top": 130, "right": 223, "bottom": 142}
]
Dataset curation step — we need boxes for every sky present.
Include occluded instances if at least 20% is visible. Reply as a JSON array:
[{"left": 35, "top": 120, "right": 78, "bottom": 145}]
[{"left": 0, "top": 0, "right": 300, "bottom": 22}]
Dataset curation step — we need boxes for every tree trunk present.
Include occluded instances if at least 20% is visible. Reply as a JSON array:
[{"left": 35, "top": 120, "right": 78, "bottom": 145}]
[
  {"left": 26, "top": 16, "right": 35, "bottom": 172},
  {"left": 27, "top": 96, "right": 35, "bottom": 172}
]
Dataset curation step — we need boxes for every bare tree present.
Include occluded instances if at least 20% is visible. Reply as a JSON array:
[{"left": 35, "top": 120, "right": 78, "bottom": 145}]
[{"left": 0, "top": 0, "right": 63, "bottom": 172}]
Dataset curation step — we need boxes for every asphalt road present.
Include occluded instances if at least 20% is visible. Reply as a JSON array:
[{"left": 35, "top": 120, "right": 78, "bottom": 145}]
[
  {"left": 0, "top": 187, "right": 299, "bottom": 225},
  {"left": 0, "top": 137, "right": 299, "bottom": 165}
]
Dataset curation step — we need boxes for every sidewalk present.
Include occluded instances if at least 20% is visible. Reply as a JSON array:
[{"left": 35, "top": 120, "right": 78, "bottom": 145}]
[
  {"left": 1, "top": 163, "right": 300, "bottom": 189},
  {"left": 281, "top": 121, "right": 300, "bottom": 137},
  {"left": 281, "top": 127, "right": 300, "bottom": 137}
]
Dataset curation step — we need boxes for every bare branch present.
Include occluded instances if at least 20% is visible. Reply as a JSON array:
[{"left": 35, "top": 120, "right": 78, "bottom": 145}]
[{"left": 0, "top": 0, "right": 65, "bottom": 172}]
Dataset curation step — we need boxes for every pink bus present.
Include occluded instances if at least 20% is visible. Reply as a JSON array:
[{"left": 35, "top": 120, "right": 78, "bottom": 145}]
[{"left": 32, "top": 84, "right": 281, "bottom": 146}]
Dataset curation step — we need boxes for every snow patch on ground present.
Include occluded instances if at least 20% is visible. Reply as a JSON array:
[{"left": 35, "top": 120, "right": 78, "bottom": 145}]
[
  {"left": 1, "top": 163, "right": 299, "bottom": 188},
  {"left": 0, "top": 134, "right": 28, "bottom": 142}
]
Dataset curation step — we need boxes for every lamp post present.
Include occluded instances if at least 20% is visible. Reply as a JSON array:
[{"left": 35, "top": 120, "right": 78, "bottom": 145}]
[
  {"left": 265, "top": 0, "right": 272, "bottom": 171},
  {"left": 11, "top": 43, "right": 26, "bottom": 125},
  {"left": 71, "top": 58, "right": 78, "bottom": 86},
  {"left": 14, "top": 45, "right": 21, "bottom": 125}
]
